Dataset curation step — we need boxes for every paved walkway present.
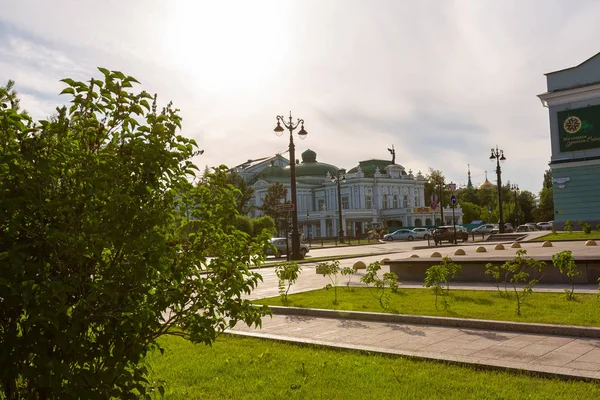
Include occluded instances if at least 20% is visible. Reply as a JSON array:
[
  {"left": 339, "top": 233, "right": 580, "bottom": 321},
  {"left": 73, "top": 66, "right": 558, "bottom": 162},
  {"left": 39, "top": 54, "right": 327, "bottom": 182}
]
[
  {"left": 230, "top": 313, "right": 600, "bottom": 381},
  {"left": 234, "top": 239, "right": 600, "bottom": 380}
]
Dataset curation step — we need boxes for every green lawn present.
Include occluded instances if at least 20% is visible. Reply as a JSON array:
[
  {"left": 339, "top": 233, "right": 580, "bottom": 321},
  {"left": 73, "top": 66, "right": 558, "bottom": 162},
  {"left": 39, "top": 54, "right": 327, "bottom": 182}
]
[
  {"left": 254, "top": 287, "right": 600, "bottom": 327},
  {"left": 533, "top": 231, "right": 600, "bottom": 241},
  {"left": 145, "top": 334, "right": 600, "bottom": 399}
]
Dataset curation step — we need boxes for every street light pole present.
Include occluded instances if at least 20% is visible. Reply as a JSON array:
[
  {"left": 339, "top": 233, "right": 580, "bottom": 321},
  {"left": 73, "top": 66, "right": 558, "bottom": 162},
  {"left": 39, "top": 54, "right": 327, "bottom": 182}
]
[
  {"left": 274, "top": 112, "right": 308, "bottom": 260},
  {"left": 511, "top": 183, "right": 519, "bottom": 227},
  {"left": 448, "top": 182, "right": 457, "bottom": 244},
  {"left": 332, "top": 169, "right": 346, "bottom": 243},
  {"left": 490, "top": 145, "right": 506, "bottom": 233}
]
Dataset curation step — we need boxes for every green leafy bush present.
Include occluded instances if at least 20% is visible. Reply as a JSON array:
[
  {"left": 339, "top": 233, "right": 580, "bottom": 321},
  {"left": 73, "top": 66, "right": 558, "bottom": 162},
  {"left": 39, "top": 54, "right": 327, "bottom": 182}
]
[
  {"left": 275, "top": 262, "right": 302, "bottom": 303},
  {"left": 500, "top": 250, "right": 547, "bottom": 315},
  {"left": 360, "top": 261, "right": 399, "bottom": 309},
  {"left": 565, "top": 220, "right": 573, "bottom": 233},
  {"left": 316, "top": 260, "right": 341, "bottom": 304},
  {"left": 0, "top": 71, "right": 270, "bottom": 398},
  {"left": 552, "top": 250, "right": 580, "bottom": 300}
]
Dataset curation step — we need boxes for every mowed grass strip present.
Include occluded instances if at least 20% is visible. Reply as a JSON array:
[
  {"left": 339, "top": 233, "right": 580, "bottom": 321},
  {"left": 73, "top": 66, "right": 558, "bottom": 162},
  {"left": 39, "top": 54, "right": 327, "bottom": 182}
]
[
  {"left": 146, "top": 335, "right": 600, "bottom": 400},
  {"left": 533, "top": 231, "right": 600, "bottom": 241},
  {"left": 254, "top": 288, "right": 600, "bottom": 327}
]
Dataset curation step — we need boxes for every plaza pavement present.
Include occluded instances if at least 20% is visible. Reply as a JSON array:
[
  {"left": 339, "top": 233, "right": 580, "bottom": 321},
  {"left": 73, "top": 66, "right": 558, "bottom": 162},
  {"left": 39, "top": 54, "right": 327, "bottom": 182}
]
[{"left": 231, "top": 236, "right": 600, "bottom": 381}]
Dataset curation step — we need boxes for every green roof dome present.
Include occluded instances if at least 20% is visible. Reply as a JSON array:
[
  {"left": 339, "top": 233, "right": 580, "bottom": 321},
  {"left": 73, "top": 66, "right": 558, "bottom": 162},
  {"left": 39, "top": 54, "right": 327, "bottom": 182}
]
[
  {"left": 347, "top": 159, "right": 405, "bottom": 177},
  {"left": 257, "top": 161, "right": 289, "bottom": 181},
  {"left": 291, "top": 149, "right": 339, "bottom": 177}
]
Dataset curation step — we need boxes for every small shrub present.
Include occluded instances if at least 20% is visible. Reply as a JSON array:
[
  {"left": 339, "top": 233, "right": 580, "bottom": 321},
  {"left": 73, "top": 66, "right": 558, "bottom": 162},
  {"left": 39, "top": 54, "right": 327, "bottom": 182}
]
[
  {"left": 340, "top": 266, "right": 358, "bottom": 289},
  {"left": 485, "top": 263, "right": 508, "bottom": 296},
  {"left": 315, "top": 260, "right": 341, "bottom": 304},
  {"left": 552, "top": 250, "right": 580, "bottom": 300},
  {"left": 501, "top": 250, "right": 547, "bottom": 315},
  {"left": 360, "top": 261, "right": 399, "bottom": 309},
  {"left": 275, "top": 262, "right": 302, "bottom": 303},
  {"left": 582, "top": 223, "right": 592, "bottom": 234},
  {"left": 424, "top": 264, "right": 449, "bottom": 310},
  {"left": 565, "top": 220, "right": 573, "bottom": 233}
]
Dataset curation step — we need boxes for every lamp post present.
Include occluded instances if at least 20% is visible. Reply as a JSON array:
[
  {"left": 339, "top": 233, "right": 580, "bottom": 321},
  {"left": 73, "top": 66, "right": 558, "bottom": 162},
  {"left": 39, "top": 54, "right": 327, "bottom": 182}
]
[
  {"left": 448, "top": 182, "right": 457, "bottom": 244},
  {"left": 490, "top": 145, "right": 506, "bottom": 233},
  {"left": 511, "top": 183, "right": 519, "bottom": 227},
  {"left": 274, "top": 112, "right": 307, "bottom": 260},
  {"left": 331, "top": 169, "right": 346, "bottom": 243}
]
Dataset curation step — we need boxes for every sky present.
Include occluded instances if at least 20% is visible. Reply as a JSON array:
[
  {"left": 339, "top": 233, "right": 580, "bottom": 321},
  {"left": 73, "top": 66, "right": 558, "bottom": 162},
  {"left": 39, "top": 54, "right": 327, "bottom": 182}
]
[{"left": 2, "top": 0, "right": 600, "bottom": 194}]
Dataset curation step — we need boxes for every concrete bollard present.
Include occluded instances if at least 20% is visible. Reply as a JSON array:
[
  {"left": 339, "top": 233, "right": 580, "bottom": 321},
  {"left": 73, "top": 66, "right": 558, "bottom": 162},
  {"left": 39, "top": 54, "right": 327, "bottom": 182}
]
[
  {"left": 454, "top": 248, "right": 466, "bottom": 256},
  {"left": 494, "top": 244, "right": 505, "bottom": 250},
  {"left": 353, "top": 261, "right": 367, "bottom": 270},
  {"left": 475, "top": 246, "right": 487, "bottom": 253},
  {"left": 541, "top": 241, "right": 552, "bottom": 248},
  {"left": 511, "top": 242, "right": 522, "bottom": 248},
  {"left": 585, "top": 240, "right": 597, "bottom": 246},
  {"left": 380, "top": 258, "right": 390, "bottom": 264},
  {"left": 409, "top": 254, "right": 420, "bottom": 258},
  {"left": 430, "top": 251, "right": 442, "bottom": 258}
]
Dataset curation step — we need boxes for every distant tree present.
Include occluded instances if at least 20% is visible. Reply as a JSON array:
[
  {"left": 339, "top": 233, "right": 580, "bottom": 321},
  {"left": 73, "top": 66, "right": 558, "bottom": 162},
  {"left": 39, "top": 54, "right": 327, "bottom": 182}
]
[
  {"left": 543, "top": 169, "right": 553, "bottom": 189},
  {"left": 0, "top": 79, "right": 21, "bottom": 110},
  {"left": 535, "top": 186, "right": 554, "bottom": 222},
  {"left": 517, "top": 190, "right": 537, "bottom": 223},
  {"left": 252, "top": 215, "right": 276, "bottom": 237},
  {"left": 226, "top": 170, "right": 255, "bottom": 215},
  {"left": 458, "top": 201, "right": 482, "bottom": 224},
  {"left": 260, "top": 183, "right": 288, "bottom": 233}
]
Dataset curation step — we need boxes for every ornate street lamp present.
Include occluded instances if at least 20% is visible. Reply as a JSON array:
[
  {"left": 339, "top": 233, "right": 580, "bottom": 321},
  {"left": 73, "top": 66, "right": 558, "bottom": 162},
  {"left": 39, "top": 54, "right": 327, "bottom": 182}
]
[
  {"left": 490, "top": 145, "right": 506, "bottom": 233},
  {"left": 448, "top": 182, "right": 457, "bottom": 244},
  {"left": 511, "top": 183, "right": 519, "bottom": 227},
  {"left": 274, "top": 112, "right": 307, "bottom": 260},
  {"left": 331, "top": 169, "right": 347, "bottom": 243}
]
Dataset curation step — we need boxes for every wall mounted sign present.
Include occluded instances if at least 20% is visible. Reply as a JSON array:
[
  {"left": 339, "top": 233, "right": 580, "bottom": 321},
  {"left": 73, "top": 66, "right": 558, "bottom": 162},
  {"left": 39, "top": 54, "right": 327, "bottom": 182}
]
[{"left": 557, "top": 105, "right": 600, "bottom": 152}]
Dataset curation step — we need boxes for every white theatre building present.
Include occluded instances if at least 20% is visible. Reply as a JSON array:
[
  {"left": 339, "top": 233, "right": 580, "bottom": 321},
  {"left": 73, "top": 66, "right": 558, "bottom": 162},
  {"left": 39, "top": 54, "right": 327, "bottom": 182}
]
[{"left": 232, "top": 149, "right": 463, "bottom": 238}]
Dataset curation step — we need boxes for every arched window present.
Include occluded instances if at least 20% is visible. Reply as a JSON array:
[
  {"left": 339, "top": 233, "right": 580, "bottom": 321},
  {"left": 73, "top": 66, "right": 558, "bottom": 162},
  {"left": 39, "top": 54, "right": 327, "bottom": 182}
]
[
  {"left": 425, "top": 218, "right": 432, "bottom": 226},
  {"left": 382, "top": 194, "right": 388, "bottom": 209},
  {"left": 393, "top": 195, "right": 399, "bottom": 209},
  {"left": 403, "top": 195, "right": 408, "bottom": 208},
  {"left": 415, "top": 218, "right": 422, "bottom": 227}
]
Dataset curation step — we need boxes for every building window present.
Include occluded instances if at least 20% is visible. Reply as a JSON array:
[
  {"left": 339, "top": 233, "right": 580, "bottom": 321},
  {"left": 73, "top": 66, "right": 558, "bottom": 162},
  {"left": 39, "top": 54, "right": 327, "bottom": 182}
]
[
  {"left": 403, "top": 195, "right": 408, "bottom": 208},
  {"left": 318, "top": 199, "right": 325, "bottom": 211},
  {"left": 415, "top": 192, "right": 420, "bottom": 207},
  {"left": 415, "top": 218, "right": 422, "bottom": 227},
  {"left": 393, "top": 195, "right": 399, "bottom": 209},
  {"left": 342, "top": 196, "right": 349, "bottom": 210},
  {"left": 382, "top": 195, "right": 388, "bottom": 209},
  {"left": 365, "top": 195, "right": 372, "bottom": 209},
  {"left": 425, "top": 218, "right": 432, "bottom": 226}
]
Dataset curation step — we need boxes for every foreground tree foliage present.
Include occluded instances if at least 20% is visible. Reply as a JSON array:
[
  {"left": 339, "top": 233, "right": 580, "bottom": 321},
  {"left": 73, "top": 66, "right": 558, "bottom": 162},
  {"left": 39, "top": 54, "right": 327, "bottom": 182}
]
[{"left": 0, "top": 70, "right": 270, "bottom": 399}]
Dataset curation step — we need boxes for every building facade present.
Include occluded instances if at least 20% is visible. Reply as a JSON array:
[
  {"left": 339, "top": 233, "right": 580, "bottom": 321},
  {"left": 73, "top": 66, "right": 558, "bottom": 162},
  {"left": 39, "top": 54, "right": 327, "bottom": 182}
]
[
  {"left": 538, "top": 52, "right": 600, "bottom": 229},
  {"left": 232, "top": 149, "right": 463, "bottom": 238}
]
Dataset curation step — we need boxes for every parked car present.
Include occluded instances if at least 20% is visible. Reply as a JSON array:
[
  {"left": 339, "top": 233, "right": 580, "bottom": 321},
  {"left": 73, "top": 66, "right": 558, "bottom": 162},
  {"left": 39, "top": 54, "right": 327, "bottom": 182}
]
[
  {"left": 536, "top": 221, "right": 553, "bottom": 230},
  {"left": 526, "top": 222, "right": 537, "bottom": 231},
  {"left": 411, "top": 227, "right": 432, "bottom": 240},
  {"left": 266, "top": 238, "right": 309, "bottom": 258},
  {"left": 471, "top": 224, "right": 497, "bottom": 234},
  {"left": 491, "top": 223, "right": 514, "bottom": 234},
  {"left": 516, "top": 224, "right": 535, "bottom": 232},
  {"left": 432, "top": 225, "right": 469, "bottom": 245},
  {"left": 384, "top": 229, "right": 417, "bottom": 241}
]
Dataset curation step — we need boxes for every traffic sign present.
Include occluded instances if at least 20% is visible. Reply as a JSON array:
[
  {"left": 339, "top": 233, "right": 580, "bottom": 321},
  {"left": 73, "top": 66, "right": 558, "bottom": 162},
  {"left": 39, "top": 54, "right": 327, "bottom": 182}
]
[
  {"left": 431, "top": 201, "right": 438, "bottom": 210},
  {"left": 275, "top": 203, "right": 295, "bottom": 212},
  {"left": 450, "top": 195, "right": 457, "bottom": 205}
]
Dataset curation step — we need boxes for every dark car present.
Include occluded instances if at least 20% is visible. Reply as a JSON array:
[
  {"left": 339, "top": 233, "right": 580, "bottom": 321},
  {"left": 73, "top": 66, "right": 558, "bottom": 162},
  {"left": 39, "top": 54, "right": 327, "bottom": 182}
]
[
  {"left": 432, "top": 226, "right": 469, "bottom": 245},
  {"left": 491, "top": 223, "right": 514, "bottom": 234}
]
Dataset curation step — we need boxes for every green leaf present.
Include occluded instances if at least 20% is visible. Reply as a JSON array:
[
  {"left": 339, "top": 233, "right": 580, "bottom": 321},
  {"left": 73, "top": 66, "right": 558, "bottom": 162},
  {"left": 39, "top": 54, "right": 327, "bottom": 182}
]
[
  {"left": 98, "top": 67, "right": 110, "bottom": 77},
  {"left": 60, "top": 87, "right": 75, "bottom": 95}
]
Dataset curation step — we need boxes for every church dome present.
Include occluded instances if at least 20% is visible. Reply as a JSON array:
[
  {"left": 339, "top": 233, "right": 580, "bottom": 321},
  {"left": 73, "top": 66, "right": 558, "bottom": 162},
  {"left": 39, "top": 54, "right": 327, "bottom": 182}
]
[
  {"left": 291, "top": 149, "right": 339, "bottom": 177},
  {"left": 478, "top": 177, "right": 495, "bottom": 190}
]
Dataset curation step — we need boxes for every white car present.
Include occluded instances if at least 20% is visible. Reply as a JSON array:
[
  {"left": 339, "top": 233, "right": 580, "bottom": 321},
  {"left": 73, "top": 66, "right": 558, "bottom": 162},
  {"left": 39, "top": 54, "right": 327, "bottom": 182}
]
[
  {"left": 411, "top": 227, "right": 432, "bottom": 240},
  {"left": 536, "top": 222, "right": 553, "bottom": 231}
]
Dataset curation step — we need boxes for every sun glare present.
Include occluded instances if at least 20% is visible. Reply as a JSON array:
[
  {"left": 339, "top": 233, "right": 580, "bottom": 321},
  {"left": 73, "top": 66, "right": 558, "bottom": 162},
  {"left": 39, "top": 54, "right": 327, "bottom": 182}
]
[{"left": 163, "top": 1, "right": 291, "bottom": 94}]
